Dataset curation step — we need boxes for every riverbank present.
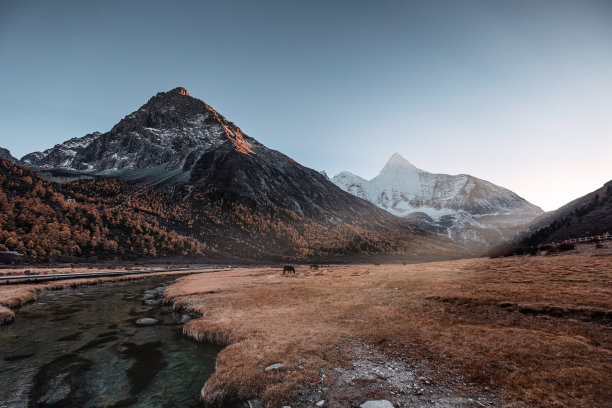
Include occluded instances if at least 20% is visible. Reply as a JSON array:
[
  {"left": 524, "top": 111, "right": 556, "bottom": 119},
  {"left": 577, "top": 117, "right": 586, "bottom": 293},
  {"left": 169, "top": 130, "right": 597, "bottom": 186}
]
[
  {"left": 0, "top": 268, "right": 227, "bottom": 325},
  {"left": 164, "top": 256, "right": 612, "bottom": 408},
  {"left": 0, "top": 275, "right": 221, "bottom": 407}
]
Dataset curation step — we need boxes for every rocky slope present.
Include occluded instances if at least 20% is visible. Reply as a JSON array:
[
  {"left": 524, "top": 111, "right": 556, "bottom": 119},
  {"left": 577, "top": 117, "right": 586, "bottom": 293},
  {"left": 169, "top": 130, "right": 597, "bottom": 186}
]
[
  {"left": 14, "top": 88, "right": 466, "bottom": 260},
  {"left": 517, "top": 180, "right": 612, "bottom": 246},
  {"left": 0, "top": 148, "right": 16, "bottom": 163},
  {"left": 332, "top": 153, "right": 543, "bottom": 251}
]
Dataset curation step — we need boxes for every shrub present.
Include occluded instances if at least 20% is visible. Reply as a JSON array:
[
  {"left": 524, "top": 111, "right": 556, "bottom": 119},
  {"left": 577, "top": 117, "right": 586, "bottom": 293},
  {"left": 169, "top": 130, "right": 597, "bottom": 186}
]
[{"left": 558, "top": 242, "right": 575, "bottom": 251}]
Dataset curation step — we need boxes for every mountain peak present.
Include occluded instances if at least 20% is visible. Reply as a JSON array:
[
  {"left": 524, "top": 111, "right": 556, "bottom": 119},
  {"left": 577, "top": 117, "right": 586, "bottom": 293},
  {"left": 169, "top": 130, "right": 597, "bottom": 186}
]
[
  {"left": 0, "top": 147, "right": 17, "bottom": 163},
  {"left": 380, "top": 152, "right": 418, "bottom": 174},
  {"left": 169, "top": 87, "right": 189, "bottom": 96}
]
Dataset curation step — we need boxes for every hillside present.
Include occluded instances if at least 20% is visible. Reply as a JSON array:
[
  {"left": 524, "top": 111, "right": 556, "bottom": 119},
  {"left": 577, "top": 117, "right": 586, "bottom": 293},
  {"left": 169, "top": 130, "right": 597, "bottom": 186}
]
[
  {"left": 0, "top": 160, "right": 207, "bottom": 261},
  {"left": 518, "top": 180, "right": 612, "bottom": 246}
]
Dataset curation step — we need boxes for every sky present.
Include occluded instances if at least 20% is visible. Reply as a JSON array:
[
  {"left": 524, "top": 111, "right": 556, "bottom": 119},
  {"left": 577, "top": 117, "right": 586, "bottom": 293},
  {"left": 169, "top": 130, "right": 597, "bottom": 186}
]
[{"left": 0, "top": 0, "right": 610, "bottom": 211}]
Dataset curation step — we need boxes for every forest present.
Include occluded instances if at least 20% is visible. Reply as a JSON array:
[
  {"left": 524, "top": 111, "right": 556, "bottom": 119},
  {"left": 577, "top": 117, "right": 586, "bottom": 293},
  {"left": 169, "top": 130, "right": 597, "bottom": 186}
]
[{"left": 0, "top": 160, "right": 207, "bottom": 261}]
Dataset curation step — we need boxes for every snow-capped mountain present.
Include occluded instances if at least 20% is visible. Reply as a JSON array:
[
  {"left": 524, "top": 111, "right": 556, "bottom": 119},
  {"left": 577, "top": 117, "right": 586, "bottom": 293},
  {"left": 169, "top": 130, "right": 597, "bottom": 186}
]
[
  {"left": 332, "top": 153, "right": 543, "bottom": 250},
  {"left": 17, "top": 88, "right": 467, "bottom": 260},
  {"left": 0, "top": 148, "right": 16, "bottom": 163}
]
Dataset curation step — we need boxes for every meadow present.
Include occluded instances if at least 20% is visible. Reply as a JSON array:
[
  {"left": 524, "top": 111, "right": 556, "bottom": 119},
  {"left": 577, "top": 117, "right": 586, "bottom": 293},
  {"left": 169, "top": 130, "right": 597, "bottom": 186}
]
[{"left": 166, "top": 254, "right": 611, "bottom": 407}]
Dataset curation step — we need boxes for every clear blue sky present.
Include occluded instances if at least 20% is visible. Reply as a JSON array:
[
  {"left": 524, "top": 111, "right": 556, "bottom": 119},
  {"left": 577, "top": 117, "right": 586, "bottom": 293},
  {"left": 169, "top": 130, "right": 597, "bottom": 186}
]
[{"left": 1, "top": 0, "right": 611, "bottom": 211}]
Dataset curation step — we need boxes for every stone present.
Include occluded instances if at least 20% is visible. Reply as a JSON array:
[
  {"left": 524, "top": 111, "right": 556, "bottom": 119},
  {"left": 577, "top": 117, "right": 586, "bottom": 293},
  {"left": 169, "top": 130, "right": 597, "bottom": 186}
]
[
  {"left": 136, "top": 318, "right": 158, "bottom": 325},
  {"left": 264, "top": 362, "right": 283, "bottom": 371},
  {"left": 359, "top": 400, "right": 394, "bottom": 408},
  {"left": 360, "top": 401, "right": 394, "bottom": 408},
  {"left": 247, "top": 399, "right": 263, "bottom": 408},
  {"left": 316, "top": 400, "right": 325, "bottom": 407}
]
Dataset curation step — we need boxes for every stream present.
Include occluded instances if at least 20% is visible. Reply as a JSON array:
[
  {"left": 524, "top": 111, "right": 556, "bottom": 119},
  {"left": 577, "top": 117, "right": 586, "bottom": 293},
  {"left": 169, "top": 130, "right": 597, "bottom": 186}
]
[{"left": 0, "top": 275, "right": 221, "bottom": 408}]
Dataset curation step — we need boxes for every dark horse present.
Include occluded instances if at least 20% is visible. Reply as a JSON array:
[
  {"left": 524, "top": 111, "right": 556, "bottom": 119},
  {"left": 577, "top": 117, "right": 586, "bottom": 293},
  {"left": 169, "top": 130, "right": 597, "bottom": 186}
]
[{"left": 283, "top": 265, "right": 296, "bottom": 274}]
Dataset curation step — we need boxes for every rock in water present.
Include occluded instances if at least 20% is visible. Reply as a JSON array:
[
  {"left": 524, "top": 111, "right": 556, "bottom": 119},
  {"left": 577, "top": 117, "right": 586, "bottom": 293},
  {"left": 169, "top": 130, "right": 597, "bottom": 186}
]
[
  {"left": 136, "top": 318, "right": 158, "bottom": 325},
  {"left": 29, "top": 353, "right": 92, "bottom": 407}
]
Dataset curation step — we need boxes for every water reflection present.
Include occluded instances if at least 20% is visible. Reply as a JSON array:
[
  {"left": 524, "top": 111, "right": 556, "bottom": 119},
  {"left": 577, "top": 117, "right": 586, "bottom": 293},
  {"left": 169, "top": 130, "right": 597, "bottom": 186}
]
[{"left": 0, "top": 276, "right": 220, "bottom": 408}]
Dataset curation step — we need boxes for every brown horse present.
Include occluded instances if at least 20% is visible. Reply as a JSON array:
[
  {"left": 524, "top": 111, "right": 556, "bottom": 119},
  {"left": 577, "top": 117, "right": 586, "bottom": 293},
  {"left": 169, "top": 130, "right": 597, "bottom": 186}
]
[{"left": 283, "top": 265, "right": 296, "bottom": 274}]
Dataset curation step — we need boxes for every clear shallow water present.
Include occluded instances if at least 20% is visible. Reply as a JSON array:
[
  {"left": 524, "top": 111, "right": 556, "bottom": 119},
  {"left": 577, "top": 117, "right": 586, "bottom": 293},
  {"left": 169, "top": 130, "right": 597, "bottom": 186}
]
[{"left": 0, "top": 276, "right": 221, "bottom": 408}]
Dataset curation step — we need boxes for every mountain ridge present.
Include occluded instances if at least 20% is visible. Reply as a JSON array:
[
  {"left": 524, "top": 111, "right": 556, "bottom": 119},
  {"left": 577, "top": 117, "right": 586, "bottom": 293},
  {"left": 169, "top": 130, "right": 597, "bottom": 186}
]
[
  {"left": 332, "top": 153, "right": 543, "bottom": 250},
  {"left": 8, "top": 88, "right": 468, "bottom": 261}
]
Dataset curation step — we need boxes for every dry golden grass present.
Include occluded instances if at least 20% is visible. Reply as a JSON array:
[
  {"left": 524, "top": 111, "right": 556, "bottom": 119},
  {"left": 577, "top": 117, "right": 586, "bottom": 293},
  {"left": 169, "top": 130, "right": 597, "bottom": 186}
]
[
  {"left": 165, "top": 256, "right": 612, "bottom": 408},
  {"left": 0, "top": 265, "right": 166, "bottom": 276},
  {"left": 0, "top": 305, "right": 14, "bottom": 324}
]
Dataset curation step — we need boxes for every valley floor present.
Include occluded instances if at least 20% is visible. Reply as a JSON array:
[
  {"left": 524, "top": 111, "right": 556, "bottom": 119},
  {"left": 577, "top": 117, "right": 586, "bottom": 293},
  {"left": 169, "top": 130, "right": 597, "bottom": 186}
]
[{"left": 165, "top": 255, "right": 611, "bottom": 408}]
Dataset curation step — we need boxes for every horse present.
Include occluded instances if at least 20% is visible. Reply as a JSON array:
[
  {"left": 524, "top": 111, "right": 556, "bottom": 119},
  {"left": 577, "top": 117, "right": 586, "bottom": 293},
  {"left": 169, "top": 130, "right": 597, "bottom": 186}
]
[
  {"left": 309, "top": 264, "right": 319, "bottom": 270},
  {"left": 283, "top": 265, "right": 296, "bottom": 274}
]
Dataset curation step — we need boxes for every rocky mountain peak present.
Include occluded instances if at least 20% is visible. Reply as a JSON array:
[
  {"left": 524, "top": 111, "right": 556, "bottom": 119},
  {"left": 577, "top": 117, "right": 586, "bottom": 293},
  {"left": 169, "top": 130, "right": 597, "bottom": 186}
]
[
  {"left": 173, "top": 87, "right": 189, "bottom": 96},
  {"left": 19, "top": 87, "right": 259, "bottom": 176},
  {"left": 0, "top": 147, "right": 17, "bottom": 163},
  {"left": 154, "top": 87, "right": 190, "bottom": 98}
]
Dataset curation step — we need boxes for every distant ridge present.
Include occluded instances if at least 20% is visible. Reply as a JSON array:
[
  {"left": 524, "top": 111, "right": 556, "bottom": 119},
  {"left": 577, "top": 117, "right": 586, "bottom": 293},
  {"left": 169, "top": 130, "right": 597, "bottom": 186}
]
[{"left": 333, "top": 153, "right": 543, "bottom": 251}]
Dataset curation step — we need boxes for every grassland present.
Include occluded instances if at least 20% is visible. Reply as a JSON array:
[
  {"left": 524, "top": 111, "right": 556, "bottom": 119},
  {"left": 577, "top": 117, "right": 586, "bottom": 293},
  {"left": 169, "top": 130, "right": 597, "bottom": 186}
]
[{"left": 165, "top": 255, "right": 612, "bottom": 408}]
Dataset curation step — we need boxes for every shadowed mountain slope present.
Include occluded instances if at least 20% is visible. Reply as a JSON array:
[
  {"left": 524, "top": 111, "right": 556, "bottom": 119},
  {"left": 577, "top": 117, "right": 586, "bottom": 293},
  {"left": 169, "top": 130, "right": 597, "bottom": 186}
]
[{"left": 518, "top": 180, "right": 612, "bottom": 246}]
